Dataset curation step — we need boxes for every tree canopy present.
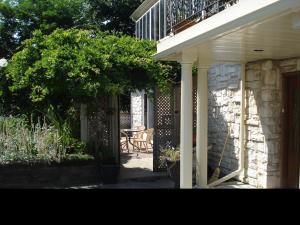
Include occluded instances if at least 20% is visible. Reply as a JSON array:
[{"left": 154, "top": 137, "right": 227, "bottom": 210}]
[
  {"left": 87, "top": 0, "right": 143, "bottom": 35},
  {"left": 4, "top": 29, "right": 172, "bottom": 117},
  {"left": 0, "top": 0, "right": 142, "bottom": 59},
  {"left": 0, "top": 0, "right": 90, "bottom": 58}
]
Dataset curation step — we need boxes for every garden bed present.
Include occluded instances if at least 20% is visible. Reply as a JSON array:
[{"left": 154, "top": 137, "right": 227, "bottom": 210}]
[{"left": 0, "top": 155, "right": 101, "bottom": 188}]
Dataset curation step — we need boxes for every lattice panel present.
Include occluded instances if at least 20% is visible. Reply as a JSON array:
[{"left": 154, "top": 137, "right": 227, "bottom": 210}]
[
  {"left": 153, "top": 83, "right": 198, "bottom": 171},
  {"left": 153, "top": 87, "right": 176, "bottom": 171},
  {"left": 120, "top": 112, "right": 131, "bottom": 129},
  {"left": 87, "top": 96, "right": 112, "bottom": 151}
]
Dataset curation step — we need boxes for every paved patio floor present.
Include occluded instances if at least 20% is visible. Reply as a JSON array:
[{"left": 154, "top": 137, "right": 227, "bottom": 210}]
[
  {"left": 67, "top": 142, "right": 257, "bottom": 189},
  {"left": 69, "top": 179, "right": 256, "bottom": 189},
  {"left": 119, "top": 150, "right": 167, "bottom": 181}
]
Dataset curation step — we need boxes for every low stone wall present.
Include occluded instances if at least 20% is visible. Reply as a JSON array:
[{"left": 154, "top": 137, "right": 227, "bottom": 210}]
[{"left": 0, "top": 163, "right": 100, "bottom": 188}]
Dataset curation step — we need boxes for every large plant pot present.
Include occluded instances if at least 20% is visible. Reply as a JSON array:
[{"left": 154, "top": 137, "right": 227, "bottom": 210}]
[
  {"left": 100, "top": 165, "right": 120, "bottom": 184},
  {"left": 166, "top": 159, "right": 180, "bottom": 189}
]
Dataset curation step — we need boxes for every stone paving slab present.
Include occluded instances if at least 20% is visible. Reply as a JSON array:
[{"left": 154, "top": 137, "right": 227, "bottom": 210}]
[
  {"left": 212, "top": 182, "right": 257, "bottom": 189},
  {"left": 69, "top": 178, "right": 175, "bottom": 189}
]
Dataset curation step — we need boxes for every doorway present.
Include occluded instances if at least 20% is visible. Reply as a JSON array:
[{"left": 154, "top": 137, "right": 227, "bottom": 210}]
[
  {"left": 282, "top": 72, "right": 300, "bottom": 188},
  {"left": 119, "top": 92, "right": 156, "bottom": 181}
]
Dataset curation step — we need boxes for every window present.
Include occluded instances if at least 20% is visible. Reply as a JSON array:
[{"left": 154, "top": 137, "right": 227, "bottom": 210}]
[
  {"left": 135, "top": 21, "right": 140, "bottom": 38},
  {"left": 146, "top": 12, "right": 150, "bottom": 39},
  {"left": 151, "top": 7, "right": 155, "bottom": 40},
  {"left": 155, "top": 3, "right": 159, "bottom": 40},
  {"left": 159, "top": 0, "right": 165, "bottom": 39}
]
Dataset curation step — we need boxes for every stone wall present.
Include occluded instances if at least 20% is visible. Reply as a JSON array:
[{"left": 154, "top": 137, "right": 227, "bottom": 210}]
[
  {"left": 244, "top": 60, "right": 282, "bottom": 188},
  {"left": 207, "top": 58, "right": 300, "bottom": 188},
  {"left": 208, "top": 64, "right": 242, "bottom": 176},
  {"left": 0, "top": 163, "right": 100, "bottom": 188},
  {"left": 131, "top": 90, "right": 145, "bottom": 128}
]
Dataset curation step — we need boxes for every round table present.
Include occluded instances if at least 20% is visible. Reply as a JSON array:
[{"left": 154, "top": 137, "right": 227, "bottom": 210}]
[{"left": 121, "top": 128, "right": 144, "bottom": 156}]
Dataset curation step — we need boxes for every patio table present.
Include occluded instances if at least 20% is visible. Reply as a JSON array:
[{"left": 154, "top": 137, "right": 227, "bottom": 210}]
[{"left": 121, "top": 128, "right": 144, "bottom": 156}]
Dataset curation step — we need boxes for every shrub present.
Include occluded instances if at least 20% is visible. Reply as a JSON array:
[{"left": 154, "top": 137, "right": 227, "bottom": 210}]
[{"left": 0, "top": 116, "right": 85, "bottom": 165}]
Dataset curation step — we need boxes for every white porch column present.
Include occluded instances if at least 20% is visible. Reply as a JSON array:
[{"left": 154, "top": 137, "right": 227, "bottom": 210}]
[
  {"left": 196, "top": 66, "right": 209, "bottom": 188},
  {"left": 180, "top": 62, "right": 194, "bottom": 189}
]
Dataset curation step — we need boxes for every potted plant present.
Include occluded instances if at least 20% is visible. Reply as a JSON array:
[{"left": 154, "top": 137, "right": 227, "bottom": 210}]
[
  {"left": 97, "top": 148, "right": 120, "bottom": 184},
  {"left": 160, "top": 147, "right": 180, "bottom": 188}
]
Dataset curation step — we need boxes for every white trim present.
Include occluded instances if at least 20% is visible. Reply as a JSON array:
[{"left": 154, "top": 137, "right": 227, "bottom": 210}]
[
  {"left": 180, "top": 62, "right": 194, "bottom": 189},
  {"left": 196, "top": 66, "right": 209, "bottom": 188},
  {"left": 155, "top": 0, "right": 300, "bottom": 60},
  {"left": 135, "top": 1, "right": 159, "bottom": 23},
  {"left": 131, "top": 0, "right": 159, "bottom": 22}
]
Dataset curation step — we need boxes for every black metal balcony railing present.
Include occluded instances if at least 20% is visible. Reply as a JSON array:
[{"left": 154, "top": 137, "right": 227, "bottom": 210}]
[{"left": 166, "top": 0, "right": 239, "bottom": 35}]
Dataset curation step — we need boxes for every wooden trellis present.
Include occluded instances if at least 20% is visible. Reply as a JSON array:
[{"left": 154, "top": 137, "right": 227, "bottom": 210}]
[
  {"left": 85, "top": 96, "right": 120, "bottom": 163},
  {"left": 153, "top": 77, "right": 197, "bottom": 171}
]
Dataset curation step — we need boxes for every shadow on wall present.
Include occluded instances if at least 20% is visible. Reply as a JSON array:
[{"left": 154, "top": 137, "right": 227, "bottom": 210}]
[
  {"left": 207, "top": 61, "right": 284, "bottom": 188},
  {"left": 244, "top": 60, "right": 283, "bottom": 188},
  {"left": 207, "top": 64, "right": 242, "bottom": 182}
]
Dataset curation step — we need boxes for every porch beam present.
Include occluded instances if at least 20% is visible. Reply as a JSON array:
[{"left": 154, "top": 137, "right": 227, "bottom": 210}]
[
  {"left": 180, "top": 61, "right": 194, "bottom": 189},
  {"left": 196, "top": 66, "right": 209, "bottom": 188}
]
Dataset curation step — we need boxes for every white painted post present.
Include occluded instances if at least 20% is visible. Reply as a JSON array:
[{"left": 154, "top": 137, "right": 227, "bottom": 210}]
[
  {"left": 180, "top": 62, "right": 194, "bottom": 189},
  {"left": 196, "top": 66, "right": 209, "bottom": 188},
  {"left": 80, "top": 104, "right": 88, "bottom": 142},
  {"left": 239, "top": 64, "right": 246, "bottom": 181}
]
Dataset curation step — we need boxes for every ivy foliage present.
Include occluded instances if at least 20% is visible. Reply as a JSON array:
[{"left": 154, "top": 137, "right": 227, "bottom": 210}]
[{"left": 4, "top": 29, "right": 172, "bottom": 116}]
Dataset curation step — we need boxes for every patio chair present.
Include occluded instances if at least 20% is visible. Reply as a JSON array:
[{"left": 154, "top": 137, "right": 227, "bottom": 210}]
[
  {"left": 131, "top": 126, "right": 145, "bottom": 148},
  {"left": 133, "top": 128, "right": 154, "bottom": 153},
  {"left": 120, "top": 131, "right": 130, "bottom": 153},
  {"left": 133, "top": 125, "right": 145, "bottom": 138}
]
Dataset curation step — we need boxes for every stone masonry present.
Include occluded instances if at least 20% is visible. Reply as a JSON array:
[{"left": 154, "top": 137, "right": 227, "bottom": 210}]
[
  {"left": 131, "top": 90, "right": 145, "bottom": 128},
  {"left": 207, "top": 58, "right": 300, "bottom": 188},
  {"left": 208, "top": 64, "right": 242, "bottom": 178}
]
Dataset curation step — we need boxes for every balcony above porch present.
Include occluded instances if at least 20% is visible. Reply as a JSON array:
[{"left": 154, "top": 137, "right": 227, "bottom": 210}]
[
  {"left": 131, "top": 0, "right": 239, "bottom": 41},
  {"left": 154, "top": 0, "right": 300, "bottom": 64}
]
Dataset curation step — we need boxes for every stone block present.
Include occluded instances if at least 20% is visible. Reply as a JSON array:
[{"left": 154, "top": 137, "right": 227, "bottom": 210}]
[
  {"left": 262, "top": 60, "right": 273, "bottom": 71},
  {"left": 280, "top": 59, "right": 297, "bottom": 67},
  {"left": 247, "top": 168, "right": 257, "bottom": 179},
  {"left": 262, "top": 89, "right": 279, "bottom": 102},
  {"left": 281, "top": 65, "right": 297, "bottom": 73},
  {"left": 247, "top": 63, "right": 261, "bottom": 70},
  {"left": 246, "top": 70, "right": 261, "bottom": 82},
  {"left": 246, "top": 80, "right": 262, "bottom": 89},
  {"left": 262, "top": 70, "right": 277, "bottom": 86}
]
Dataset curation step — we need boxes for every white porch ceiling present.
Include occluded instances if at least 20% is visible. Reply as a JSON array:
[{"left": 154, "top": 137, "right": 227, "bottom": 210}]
[
  {"left": 154, "top": 0, "right": 300, "bottom": 65},
  {"left": 196, "top": 11, "right": 300, "bottom": 63}
]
